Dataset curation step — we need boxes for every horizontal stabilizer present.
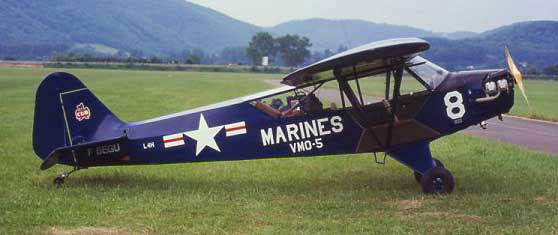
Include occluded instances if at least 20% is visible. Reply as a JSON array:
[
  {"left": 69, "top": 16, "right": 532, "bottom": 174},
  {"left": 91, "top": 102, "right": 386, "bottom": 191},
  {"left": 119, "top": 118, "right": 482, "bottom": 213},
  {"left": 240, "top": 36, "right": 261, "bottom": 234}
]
[{"left": 40, "top": 136, "right": 128, "bottom": 170}]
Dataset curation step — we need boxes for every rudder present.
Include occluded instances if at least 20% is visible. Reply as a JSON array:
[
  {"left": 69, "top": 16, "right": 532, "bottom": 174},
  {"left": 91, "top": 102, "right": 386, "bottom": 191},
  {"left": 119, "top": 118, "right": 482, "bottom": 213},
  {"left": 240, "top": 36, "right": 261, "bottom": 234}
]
[{"left": 33, "top": 72, "right": 127, "bottom": 160}]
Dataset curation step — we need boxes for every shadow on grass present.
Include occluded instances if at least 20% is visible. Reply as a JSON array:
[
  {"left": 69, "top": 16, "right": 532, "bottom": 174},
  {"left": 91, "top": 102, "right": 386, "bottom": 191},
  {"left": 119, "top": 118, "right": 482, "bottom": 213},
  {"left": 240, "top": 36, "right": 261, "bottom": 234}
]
[
  {"left": 52, "top": 170, "right": 414, "bottom": 194},
  {"left": 47, "top": 167, "right": 517, "bottom": 197}
]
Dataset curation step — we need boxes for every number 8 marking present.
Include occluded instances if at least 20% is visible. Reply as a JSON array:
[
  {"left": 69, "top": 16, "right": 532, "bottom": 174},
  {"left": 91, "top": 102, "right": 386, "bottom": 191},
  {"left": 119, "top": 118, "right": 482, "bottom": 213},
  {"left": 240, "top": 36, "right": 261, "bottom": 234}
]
[{"left": 444, "top": 91, "right": 466, "bottom": 120}]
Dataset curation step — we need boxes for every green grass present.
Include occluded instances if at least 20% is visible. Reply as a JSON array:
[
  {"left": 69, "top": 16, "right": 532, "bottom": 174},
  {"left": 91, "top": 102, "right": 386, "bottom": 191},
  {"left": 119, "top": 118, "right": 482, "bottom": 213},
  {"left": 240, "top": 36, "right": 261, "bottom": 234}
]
[
  {"left": 325, "top": 76, "right": 558, "bottom": 122},
  {"left": 1, "top": 67, "right": 558, "bottom": 234},
  {"left": 508, "top": 79, "right": 558, "bottom": 122}
]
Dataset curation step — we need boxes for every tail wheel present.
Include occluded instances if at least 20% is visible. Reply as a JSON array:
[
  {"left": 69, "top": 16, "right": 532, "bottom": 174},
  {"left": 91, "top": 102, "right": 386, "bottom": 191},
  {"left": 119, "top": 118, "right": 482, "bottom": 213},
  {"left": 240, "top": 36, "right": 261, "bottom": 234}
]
[
  {"left": 413, "top": 158, "right": 445, "bottom": 183},
  {"left": 420, "top": 167, "right": 455, "bottom": 194},
  {"left": 53, "top": 176, "right": 65, "bottom": 185}
]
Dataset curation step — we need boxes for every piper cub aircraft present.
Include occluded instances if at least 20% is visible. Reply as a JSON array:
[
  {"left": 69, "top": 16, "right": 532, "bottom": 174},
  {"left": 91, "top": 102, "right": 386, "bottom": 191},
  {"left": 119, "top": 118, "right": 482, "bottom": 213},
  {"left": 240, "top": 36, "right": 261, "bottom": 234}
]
[{"left": 33, "top": 38, "right": 528, "bottom": 193}]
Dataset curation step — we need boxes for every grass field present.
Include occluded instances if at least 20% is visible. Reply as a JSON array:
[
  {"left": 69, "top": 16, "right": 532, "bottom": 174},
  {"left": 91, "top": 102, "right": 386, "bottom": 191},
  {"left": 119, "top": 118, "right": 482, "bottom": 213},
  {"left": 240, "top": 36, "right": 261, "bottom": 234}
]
[
  {"left": 507, "top": 79, "right": 558, "bottom": 121},
  {"left": 1, "top": 68, "right": 558, "bottom": 234},
  {"left": 326, "top": 76, "right": 558, "bottom": 122}
]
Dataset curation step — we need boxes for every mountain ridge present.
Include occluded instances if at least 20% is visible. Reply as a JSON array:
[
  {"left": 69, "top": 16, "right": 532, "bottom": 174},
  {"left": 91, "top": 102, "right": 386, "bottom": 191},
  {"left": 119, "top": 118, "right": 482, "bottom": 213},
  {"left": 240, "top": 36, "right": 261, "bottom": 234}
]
[
  {"left": 0, "top": 1, "right": 556, "bottom": 69},
  {"left": 266, "top": 19, "right": 558, "bottom": 69},
  {"left": 0, "top": 0, "right": 260, "bottom": 55},
  {"left": 267, "top": 18, "right": 482, "bottom": 45},
  {"left": 267, "top": 18, "right": 441, "bottom": 50}
]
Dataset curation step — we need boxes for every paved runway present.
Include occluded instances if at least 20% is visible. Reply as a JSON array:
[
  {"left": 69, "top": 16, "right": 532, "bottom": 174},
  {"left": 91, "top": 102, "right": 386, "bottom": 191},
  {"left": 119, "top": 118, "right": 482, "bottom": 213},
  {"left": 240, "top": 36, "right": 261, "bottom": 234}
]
[
  {"left": 464, "top": 116, "right": 558, "bottom": 155},
  {"left": 264, "top": 80, "right": 558, "bottom": 155}
]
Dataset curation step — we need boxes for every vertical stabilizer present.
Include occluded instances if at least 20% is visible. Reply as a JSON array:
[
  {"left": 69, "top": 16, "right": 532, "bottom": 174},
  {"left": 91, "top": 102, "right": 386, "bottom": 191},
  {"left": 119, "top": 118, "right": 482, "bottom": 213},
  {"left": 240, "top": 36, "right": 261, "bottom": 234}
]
[{"left": 33, "top": 72, "right": 127, "bottom": 160}]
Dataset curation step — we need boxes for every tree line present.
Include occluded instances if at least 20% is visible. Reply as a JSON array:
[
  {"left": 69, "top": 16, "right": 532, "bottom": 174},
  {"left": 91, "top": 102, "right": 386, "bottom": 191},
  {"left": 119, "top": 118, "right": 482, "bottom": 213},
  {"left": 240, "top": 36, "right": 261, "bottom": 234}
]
[
  {"left": 4, "top": 33, "right": 558, "bottom": 76},
  {"left": 246, "top": 32, "right": 312, "bottom": 67},
  {"left": 42, "top": 32, "right": 317, "bottom": 68},
  {"left": 0, "top": 44, "right": 69, "bottom": 61}
]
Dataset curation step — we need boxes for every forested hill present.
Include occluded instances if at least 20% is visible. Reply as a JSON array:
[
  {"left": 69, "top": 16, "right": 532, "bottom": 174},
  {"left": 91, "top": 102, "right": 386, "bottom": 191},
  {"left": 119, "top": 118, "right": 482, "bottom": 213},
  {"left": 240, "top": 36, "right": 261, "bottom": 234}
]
[
  {"left": 0, "top": 0, "right": 557, "bottom": 70},
  {"left": 0, "top": 0, "right": 260, "bottom": 57},
  {"left": 268, "top": 18, "right": 441, "bottom": 51},
  {"left": 424, "top": 21, "right": 558, "bottom": 70},
  {"left": 267, "top": 19, "right": 558, "bottom": 70}
]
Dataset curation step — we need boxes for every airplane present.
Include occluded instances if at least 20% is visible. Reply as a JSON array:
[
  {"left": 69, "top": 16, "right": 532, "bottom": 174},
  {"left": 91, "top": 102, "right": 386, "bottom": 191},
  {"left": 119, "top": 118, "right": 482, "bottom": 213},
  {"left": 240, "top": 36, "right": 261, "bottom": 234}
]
[{"left": 33, "top": 38, "right": 529, "bottom": 193}]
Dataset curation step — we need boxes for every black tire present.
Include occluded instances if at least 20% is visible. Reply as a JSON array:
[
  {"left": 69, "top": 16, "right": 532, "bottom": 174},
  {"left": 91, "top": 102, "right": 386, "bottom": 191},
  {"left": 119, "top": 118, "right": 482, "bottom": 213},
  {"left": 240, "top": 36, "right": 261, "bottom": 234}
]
[
  {"left": 53, "top": 177, "right": 64, "bottom": 185},
  {"left": 414, "top": 171, "right": 423, "bottom": 183},
  {"left": 420, "top": 167, "right": 455, "bottom": 194},
  {"left": 433, "top": 158, "right": 444, "bottom": 168},
  {"left": 413, "top": 158, "right": 444, "bottom": 183}
]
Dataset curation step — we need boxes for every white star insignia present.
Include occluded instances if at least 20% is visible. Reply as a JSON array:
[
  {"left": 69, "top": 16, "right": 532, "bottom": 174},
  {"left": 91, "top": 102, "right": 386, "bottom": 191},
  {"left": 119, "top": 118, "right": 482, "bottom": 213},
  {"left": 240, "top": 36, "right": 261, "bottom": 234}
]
[{"left": 185, "top": 114, "right": 223, "bottom": 156}]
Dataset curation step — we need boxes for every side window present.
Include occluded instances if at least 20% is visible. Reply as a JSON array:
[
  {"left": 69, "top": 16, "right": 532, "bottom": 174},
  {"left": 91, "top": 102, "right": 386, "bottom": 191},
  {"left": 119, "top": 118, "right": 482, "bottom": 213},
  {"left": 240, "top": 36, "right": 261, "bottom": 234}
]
[
  {"left": 407, "top": 56, "right": 449, "bottom": 89},
  {"left": 322, "top": 81, "right": 354, "bottom": 109},
  {"left": 400, "top": 72, "right": 429, "bottom": 95},
  {"left": 331, "top": 71, "right": 428, "bottom": 105},
  {"left": 252, "top": 87, "right": 336, "bottom": 118}
]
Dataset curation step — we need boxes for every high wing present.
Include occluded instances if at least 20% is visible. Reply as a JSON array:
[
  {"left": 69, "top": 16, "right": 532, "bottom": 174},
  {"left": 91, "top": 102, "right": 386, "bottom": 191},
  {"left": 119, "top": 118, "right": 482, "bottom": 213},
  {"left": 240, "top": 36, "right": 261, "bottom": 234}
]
[{"left": 281, "top": 38, "right": 430, "bottom": 88}]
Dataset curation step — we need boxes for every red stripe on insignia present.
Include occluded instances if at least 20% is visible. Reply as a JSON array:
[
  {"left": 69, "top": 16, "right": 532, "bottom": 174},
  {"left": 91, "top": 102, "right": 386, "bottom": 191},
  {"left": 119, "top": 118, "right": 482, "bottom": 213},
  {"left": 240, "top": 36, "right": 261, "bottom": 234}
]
[
  {"left": 226, "top": 126, "right": 246, "bottom": 132},
  {"left": 164, "top": 137, "right": 184, "bottom": 143}
]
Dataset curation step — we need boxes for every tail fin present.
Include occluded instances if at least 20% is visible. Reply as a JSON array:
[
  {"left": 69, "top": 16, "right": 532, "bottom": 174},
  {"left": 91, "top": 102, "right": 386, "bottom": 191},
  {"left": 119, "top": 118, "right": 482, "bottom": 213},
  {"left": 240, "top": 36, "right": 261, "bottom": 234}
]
[{"left": 33, "top": 72, "right": 127, "bottom": 160}]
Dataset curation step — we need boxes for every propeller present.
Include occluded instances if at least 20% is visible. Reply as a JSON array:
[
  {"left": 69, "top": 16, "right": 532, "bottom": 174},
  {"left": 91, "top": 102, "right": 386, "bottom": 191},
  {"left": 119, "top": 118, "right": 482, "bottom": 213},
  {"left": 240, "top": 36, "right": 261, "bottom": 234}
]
[{"left": 505, "top": 47, "right": 530, "bottom": 107}]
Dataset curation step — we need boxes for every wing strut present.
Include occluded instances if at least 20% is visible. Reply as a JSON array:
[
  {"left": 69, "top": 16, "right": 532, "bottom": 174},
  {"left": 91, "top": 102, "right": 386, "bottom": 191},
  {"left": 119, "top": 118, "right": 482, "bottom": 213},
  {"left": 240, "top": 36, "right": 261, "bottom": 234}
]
[
  {"left": 353, "top": 66, "right": 365, "bottom": 105},
  {"left": 339, "top": 81, "right": 346, "bottom": 108},
  {"left": 385, "top": 62, "right": 404, "bottom": 148},
  {"left": 334, "top": 69, "right": 385, "bottom": 150},
  {"left": 385, "top": 70, "right": 391, "bottom": 100}
]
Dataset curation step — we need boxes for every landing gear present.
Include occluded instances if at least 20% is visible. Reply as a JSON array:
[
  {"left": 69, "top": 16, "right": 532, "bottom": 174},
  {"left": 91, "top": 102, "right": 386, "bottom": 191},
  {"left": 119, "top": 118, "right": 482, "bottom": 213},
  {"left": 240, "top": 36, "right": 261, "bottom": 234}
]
[
  {"left": 388, "top": 142, "right": 454, "bottom": 194},
  {"left": 420, "top": 167, "right": 454, "bottom": 194},
  {"left": 53, "top": 173, "right": 67, "bottom": 185},
  {"left": 413, "top": 171, "right": 422, "bottom": 183},
  {"left": 413, "top": 158, "right": 444, "bottom": 182},
  {"left": 53, "top": 167, "right": 83, "bottom": 186},
  {"left": 412, "top": 158, "right": 455, "bottom": 194}
]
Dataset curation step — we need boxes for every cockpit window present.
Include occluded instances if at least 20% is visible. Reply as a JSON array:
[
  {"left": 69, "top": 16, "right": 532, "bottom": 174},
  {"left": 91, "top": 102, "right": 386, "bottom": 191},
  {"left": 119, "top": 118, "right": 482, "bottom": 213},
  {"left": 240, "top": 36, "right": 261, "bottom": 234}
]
[
  {"left": 253, "top": 87, "right": 332, "bottom": 118},
  {"left": 407, "top": 56, "right": 449, "bottom": 89}
]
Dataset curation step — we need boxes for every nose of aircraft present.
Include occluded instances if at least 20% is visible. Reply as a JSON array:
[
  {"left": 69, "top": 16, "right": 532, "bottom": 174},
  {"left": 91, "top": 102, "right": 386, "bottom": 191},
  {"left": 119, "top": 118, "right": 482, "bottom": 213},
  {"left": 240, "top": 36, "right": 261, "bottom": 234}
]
[
  {"left": 435, "top": 69, "right": 515, "bottom": 119},
  {"left": 475, "top": 70, "right": 514, "bottom": 103},
  {"left": 466, "top": 69, "right": 515, "bottom": 123}
]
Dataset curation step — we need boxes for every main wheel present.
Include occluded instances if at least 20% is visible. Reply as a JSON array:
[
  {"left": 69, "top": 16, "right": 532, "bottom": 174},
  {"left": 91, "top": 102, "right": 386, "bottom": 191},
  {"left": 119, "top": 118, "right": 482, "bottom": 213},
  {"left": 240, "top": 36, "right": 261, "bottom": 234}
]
[
  {"left": 413, "top": 158, "right": 445, "bottom": 183},
  {"left": 414, "top": 171, "right": 423, "bottom": 183},
  {"left": 420, "top": 167, "right": 455, "bottom": 194},
  {"left": 433, "top": 158, "right": 444, "bottom": 168}
]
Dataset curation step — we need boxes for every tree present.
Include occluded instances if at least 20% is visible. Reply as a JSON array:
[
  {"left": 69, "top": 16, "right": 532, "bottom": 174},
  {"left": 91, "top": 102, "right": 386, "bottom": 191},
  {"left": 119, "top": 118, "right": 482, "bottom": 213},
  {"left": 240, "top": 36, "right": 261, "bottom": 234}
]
[
  {"left": 246, "top": 32, "right": 276, "bottom": 65},
  {"left": 543, "top": 65, "right": 558, "bottom": 75},
  {"left": 276, "top": 34, "right": 312, "bottom": 67},
  {"left": 191, "top": 48, "right": 206, "bottom": 64},
  {"left": 525, "top": 65, "right": 539, "bottom": 75},
  {"left": 310, "top": 50, "right": 324, "bottom": 63},
  {"left": 130, "top": 49, "right": 145, "bottom": 59},
  {"left": 336, "top": 45, "right": 348, "bottom": 54},
  {"left": 220, "top": 47, "right": 249, "bottom": 65},
  {"left": 116, "top": 50, "right": 128, "bottom": 58},
  {"left": 323, "top": 48, "right": 334, "bottom": 58},
  {"left": 149, "top": 56, "right": 163, "bottom": 64}
]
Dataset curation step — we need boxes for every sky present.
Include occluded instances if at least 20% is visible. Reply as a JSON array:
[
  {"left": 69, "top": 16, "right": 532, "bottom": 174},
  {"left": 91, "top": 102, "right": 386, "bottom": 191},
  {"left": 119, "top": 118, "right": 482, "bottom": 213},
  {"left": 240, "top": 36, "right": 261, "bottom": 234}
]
[{"left": 188, "top": 0, "right": 558, "bottom": 33}]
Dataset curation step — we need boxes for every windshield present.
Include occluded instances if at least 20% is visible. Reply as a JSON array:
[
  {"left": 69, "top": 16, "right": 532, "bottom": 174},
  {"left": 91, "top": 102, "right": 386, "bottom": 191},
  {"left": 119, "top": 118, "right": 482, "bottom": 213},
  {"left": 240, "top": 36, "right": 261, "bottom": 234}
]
[{"left": 407, "top": 56, "right": 449, "bottom": 89}]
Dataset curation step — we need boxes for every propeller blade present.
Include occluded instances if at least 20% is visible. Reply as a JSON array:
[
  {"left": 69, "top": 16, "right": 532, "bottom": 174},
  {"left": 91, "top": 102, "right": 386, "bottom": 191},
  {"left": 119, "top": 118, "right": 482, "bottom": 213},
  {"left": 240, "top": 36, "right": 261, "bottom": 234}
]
[{"left": 505, "top": 47, "right": 530, "bottom": 107}]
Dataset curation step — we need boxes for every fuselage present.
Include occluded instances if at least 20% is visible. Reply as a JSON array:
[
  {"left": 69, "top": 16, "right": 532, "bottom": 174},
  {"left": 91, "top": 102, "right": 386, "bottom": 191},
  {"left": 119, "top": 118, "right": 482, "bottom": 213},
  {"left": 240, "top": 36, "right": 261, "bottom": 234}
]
[{"left": 73, "top": 69, "right": 514, "bottom": 168}]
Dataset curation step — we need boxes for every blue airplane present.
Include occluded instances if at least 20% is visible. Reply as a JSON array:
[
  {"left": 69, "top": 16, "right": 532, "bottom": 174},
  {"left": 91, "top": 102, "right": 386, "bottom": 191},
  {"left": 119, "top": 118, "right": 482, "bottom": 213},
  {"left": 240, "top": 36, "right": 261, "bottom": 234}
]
[{"left": 33, "top": 38, "right": 528, "bottom": 193}]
